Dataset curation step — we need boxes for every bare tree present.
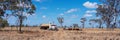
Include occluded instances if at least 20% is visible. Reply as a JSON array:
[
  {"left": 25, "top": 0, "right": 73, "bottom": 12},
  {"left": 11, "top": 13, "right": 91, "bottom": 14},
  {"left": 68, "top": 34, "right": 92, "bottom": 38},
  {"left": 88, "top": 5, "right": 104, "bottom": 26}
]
[
  {"left": 89, "top": 19, "right": 102, "bottom": 28},
  {"left": 89, "top": 19, "right": 96, "bottom": 28},
  {"left": 80, "top": 17, "right": 86, "bottom": 28},
  {"left": 57, "top": 17, "right": 64, "bottom": 28},
  {"left": 89, "top": 21, "right": 92, "bottom": 28}
]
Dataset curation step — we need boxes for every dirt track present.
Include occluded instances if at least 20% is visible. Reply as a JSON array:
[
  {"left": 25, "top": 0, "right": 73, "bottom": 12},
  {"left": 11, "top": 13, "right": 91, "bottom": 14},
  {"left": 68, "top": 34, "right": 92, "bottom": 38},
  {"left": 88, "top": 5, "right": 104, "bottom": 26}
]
[{"left": 0, "top": 27, "right": 120, "bottom": 40}]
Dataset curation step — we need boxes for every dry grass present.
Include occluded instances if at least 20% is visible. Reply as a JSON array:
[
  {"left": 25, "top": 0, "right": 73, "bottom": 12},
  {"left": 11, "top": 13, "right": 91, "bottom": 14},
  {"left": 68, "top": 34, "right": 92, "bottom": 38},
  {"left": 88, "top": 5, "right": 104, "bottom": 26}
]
[{"left": 0, "top": 27, "right": 120, "bottom": 40}]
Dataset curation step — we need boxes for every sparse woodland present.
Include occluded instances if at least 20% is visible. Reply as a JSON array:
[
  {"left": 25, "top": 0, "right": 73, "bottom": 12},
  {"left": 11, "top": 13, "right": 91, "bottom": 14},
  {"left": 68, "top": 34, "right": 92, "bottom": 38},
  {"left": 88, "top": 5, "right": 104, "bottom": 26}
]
[{"left": 0, "top": 0, "right": 120, "bottom": 40}]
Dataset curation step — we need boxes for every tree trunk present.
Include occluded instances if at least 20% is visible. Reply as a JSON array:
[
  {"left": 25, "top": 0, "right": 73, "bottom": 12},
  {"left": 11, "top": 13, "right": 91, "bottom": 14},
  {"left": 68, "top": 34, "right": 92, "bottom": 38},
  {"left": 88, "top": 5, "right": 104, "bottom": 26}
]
[
  {"left": 83, "top": 23, "right": 84, "bottom": 28},
  {"left": 114, "top": 15, "right": 117, "bottom": 28},
  {"left": 19, "top": 16, "right": 23, "bottom": 33},
  {"left": 60, "top": 23, "right": 63, "bottom": 28},
  {"left": 107, "top": 22, "right": 110, "bottom": 28},
  {"left": 99, "top": 22, "right": 102, "bottom": 28}
]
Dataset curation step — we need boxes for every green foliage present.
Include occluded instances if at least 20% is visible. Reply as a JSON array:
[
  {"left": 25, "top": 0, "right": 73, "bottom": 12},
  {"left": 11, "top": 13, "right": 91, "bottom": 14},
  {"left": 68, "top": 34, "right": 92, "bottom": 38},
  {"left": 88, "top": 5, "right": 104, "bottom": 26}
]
[
  {"left": 0, "top": 19, "right": 9, "bottom": 28},
  {"left": 0, "top": 0, "right": 36, "bottom": 32},
  {"left": 0, "top": 9, "right": 5, "bottom": 16}
]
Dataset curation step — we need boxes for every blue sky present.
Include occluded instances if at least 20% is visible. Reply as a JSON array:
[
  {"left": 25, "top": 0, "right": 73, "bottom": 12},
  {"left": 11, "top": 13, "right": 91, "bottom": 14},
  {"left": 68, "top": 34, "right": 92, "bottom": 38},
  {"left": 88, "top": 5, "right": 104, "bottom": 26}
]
[{"left": 7, "top": 0, "right": 101, "bottom": 27}]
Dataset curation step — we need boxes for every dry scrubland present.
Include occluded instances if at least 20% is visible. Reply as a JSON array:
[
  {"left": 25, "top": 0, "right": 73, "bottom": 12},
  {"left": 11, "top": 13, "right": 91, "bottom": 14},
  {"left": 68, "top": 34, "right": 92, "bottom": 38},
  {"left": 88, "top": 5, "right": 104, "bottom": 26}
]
[{"left": 0, "top": 27, "right": 120, "bottom": 40}]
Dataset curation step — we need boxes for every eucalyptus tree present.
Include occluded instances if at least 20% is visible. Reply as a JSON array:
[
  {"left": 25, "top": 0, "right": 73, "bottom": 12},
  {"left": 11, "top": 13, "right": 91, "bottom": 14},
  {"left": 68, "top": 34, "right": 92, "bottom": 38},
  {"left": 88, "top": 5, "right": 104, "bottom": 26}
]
[
  {"left": 0, "top": 9, "right": 5, "bottom": 17},
  {"left": 0, "top": 0, "right": 9, "bottom": 19},
  {"left": 89, "top": 19, "right": 96, "bottom": 28},
  {"left": 117, "top": 20, "right": 120, "bottom": 28},
  {"left": 89, "top": 21, "right": 92, "bottom": 28},
  {"left": 0, "top": 0, "right": 36, "bottom": 32},
  {"left": 96, "top": 19, "right": 102, "bottom": 28},
  {"left": 0, "top": 0, "right": 10, "bottom": 28},
  {"left": 80, "top": 17, "right": 86, "bottom": 28},
  {"left": 57, "top": 17, "right": 64, "bottom": 28},
  {"left": 96, "top": 0, "right": 120, "bottom": 28},
  {"left": 12, "top": 0, "right": 35, "bottom": 32},
  {"left": 89, "top": 19, "right": 102, "bottom": 28}
]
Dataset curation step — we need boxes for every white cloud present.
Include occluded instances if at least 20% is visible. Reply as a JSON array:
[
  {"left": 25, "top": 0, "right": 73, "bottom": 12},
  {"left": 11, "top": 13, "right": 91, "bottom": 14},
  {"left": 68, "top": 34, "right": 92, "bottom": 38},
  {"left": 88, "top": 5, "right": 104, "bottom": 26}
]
[
  {"left": 84, "top": 13, "right": 92, "bottom": 17},
  {"left": 86, "top": 10, "right": 97, "bottom": 13},
  {"left": 83, "top": 10, "right": 96, "bottom": 17},
  {"left": 65, "top": 8, "right": 78, "bottom": 14},
  {"left": 59, "top": 13, "right": 64, "bottom": 16},
  {"left": 83, "top": 1, "right": 98, "bottom": 8},
  {"left": 71, "top": 15, "right": 78, "bottom": 18},
  {"left": 42, "top": 15, "right": 46, "bottom": 18}
]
